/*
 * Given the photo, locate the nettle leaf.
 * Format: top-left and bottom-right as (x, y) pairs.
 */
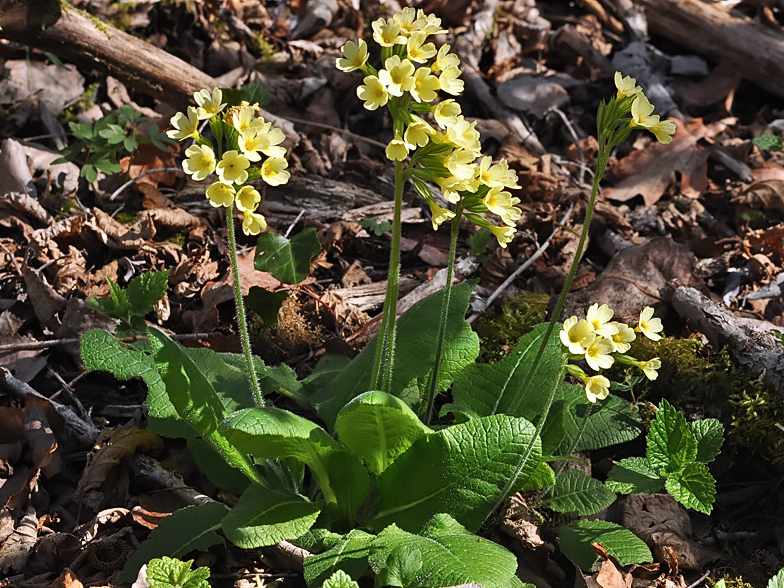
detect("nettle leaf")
(559, 519), (652, 571)
(254, 228), (321, 285)
(314, 282), (476, 429)
(369, 514), (517, 588)
(222, 484), (321, 548)
(605, 457), (666, 494)
(451, 323), (563, 421)
(664, 462), (716, 514)
(335, 391), (432, 475)
(303, 529), (375, 587)
(120, 503), (228, 583)
(647, 399), (697, 475)
(322, 570), (360, 588)
(548, 469), (616, 516)
(246, 286), (288, 325)
(690, 418), (724, 463)
(145, 557), (210, 588)
(768, 568), (784, 588)
(370, 414), (541, 533)
(557, 385), (643, 453)
(126, 270), (170, 318)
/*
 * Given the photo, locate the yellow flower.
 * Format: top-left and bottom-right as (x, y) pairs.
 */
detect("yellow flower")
(393, 7), (419, 35)
(432, 44), (460, 72)
(639, 357), (661, 380)
(649, 120), (677, 144)
(232, 105), (257, 133)
(407, 31), (436, 64)
(560, 317), (595, 354)
(630, 94), (660, 128)
(608, 323), (636, 353)
(194, 87), (226, 120)
(446, 148), (477, 181)
(586, 303), (619, 337)
(336, 39), (369, 72)
(436, 175), (464, 204)
(404, 118), (433, 149)
(614, 72), (642, 99)
(585, 336), (614, 371)
(379, 56), (416, 97)
(238, 127), (266, 162)
(446, 116), (481, 154)
(182, 144), (216, 181)
(489, 224), (516, 248)
(386, 135), (409, 161)
(636, 306), (663, 341)
(261, 156), (290, 186)
(216, 150), (250, 185)
(427, 200), (455, 230)
(235, 185), (261, 212)
(372, 18), (406, 47)
(357, 75), (389, 111)
(433, 99), (462, 129)
(167, 107), (199, 141)
(483, 186), (514, 217)
(240, 120), (286, 161)
(410, 67), (440, 103)
(415, 10), (448, 35)
(438, 66), (464, 96)
(242, 210), (267, 236)
(498, 199), (522, 227)
(206, 182), (235, 208)
(583, 375), (610, 403)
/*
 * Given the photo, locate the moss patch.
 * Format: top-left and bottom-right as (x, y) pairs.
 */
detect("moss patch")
(248, 296), (326, 365)
(471, 292), (550, 363)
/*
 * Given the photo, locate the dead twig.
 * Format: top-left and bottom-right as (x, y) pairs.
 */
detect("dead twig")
(108, 167), (182, 201)
(0, 331), (224, 353)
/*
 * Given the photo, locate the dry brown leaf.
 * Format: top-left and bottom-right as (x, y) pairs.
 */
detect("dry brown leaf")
(747, 224), (784, 265)
(734, 179), (784, 214)
(595, 557), (627, 588)
(603, 119), (710, 206)
(121, 143), (178, 187)
(0, 507), (38, 574)
(51, 568), (83, 588)
(23, 406), (60, 475)
(674, 60), (741, 108)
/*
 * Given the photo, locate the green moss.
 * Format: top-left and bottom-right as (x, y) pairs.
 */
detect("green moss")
(113, 210), (140, 225)
(60, 82), (100, 122)
(471, 292), (549, 363)
(107, 1), (138, 31)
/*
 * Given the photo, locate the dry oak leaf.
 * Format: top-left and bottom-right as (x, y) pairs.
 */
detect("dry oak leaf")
(603, 118), (710, 206)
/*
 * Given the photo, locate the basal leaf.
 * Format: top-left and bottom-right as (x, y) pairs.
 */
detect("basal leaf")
(183, 348), (260, 415)
(559, 519), (652, 571)
(664, 462), (716, 514)
(689, 418), (724, 463)
(369, 514), (517, 588)
(323, 450), (372, 529)
(375, 545), (423, 587)
(514, 458), (555, 492)
(335, 391), (433, 475)
(301, 354), (351, 399)
(187, 438), (251, 495)
(548, 469), (616, 516)
(605, 457), (666, 495)
(127, 270), (170, 318)
(221, 484), (321, 548)
(254, 228), (321, 285)
(370, 414), (541, 533)
(120, 502), (228, 582)
(647, 399), (697, 475)
(303, 529), (375, 587)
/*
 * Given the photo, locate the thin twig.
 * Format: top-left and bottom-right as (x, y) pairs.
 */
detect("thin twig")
(0, 331), (224, 353)
(0, 242), (22, 276)
(467, 203), (576, 324)
(47, 366), (90, 420)
(551, 107), (587, 187)
(108, 167), (182, 201)
(283, 209), (306, 239)
(685, 571), (710, 588)
(284, 115), (389, 149)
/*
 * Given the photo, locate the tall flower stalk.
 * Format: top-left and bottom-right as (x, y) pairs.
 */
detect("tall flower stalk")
(167, 89), (291, 407)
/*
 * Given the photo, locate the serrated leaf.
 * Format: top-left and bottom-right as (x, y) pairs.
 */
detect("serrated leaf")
(768, 568), (784, 588)
(120, 503), (228, 582)
(451, 323), (563, 421)
(255, 229), (321, 285)
(221, 484), (321, 548)
(127, 270), (170, 318)
(753, 133), (783, 152)
(85, 295), (122, 319)
(369, 414), (541, 533)
(605, 457), (666, 494)
(262, 362), (304, 398)
(375, 544), (423, 588)
(369, 515), (517, 588)
(146, 557), (210, 588)
(303, 529), (375, 587)
(322, 570), (360, 588)
(335, 391), (432, 475)
(514, 458), (555, 492)
(246, 286), (288, 325)
(559, 519), (652, 571)
(664, 462), (716, 514)
(548, 469), (616, 516)
(690, 419), (724, 463)
(647, 399), (698, 475)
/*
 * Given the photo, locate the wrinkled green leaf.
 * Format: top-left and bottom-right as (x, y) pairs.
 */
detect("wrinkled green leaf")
(303, 529), (375, 588)
(559, 519), (652, 571)
(664, 462), (716, 514)
(768, 568), (784, 588)
(145, 557), (210, 588)
(647, 399), (697, 475)
(690, 418), (724, 463)
(605, 457), (666, 495)
(255, 229), (321, 285)
(322, 570), (360, 588)
(548, 469), (616, 516)
(514, 458), (555, 492)
(126, 270), (170, 318)
(375, 545), (423, 588)
(753, 133), (783, 152)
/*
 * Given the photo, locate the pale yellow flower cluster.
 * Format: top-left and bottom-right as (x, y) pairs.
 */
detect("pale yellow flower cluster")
(561, 304), (664, 402)
(167, 88), (291, 236)
(614, 72), (676, 144)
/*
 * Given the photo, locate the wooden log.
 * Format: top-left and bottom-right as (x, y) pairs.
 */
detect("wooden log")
(640, 0), (784, 100)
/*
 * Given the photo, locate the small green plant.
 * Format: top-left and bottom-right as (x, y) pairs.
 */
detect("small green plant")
(753, 133), (783, 152)
(466, 227), (492, 261)
(140, 556), (210, 588)
(359, 217), (393, 236)
(53, 104), (174, 182)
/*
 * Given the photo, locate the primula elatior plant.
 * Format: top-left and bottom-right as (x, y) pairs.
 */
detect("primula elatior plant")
(79, 16), (721, 585)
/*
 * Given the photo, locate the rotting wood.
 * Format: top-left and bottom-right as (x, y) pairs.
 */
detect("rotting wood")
(671, 286), (784, 394)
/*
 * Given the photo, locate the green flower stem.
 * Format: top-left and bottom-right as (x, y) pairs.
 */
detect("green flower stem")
(225, 208), (264, 407)
(424, 202), (463, 425)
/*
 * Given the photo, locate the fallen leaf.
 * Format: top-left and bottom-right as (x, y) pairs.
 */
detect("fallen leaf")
(595, 557), (627, 588)
(734, 179), (784, 214)
(23, 406), (60, 475)
(0, 506), (38, 574)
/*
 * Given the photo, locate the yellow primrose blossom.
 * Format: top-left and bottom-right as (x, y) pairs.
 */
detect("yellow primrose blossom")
(232, 105), (257, 133)
(393, 7), (419, 35)
(614, 72), (642, 99)
(206, 181), (235, 208)
(415, 10), (448, 35)
(630, 94), (660, 128)
(649, 120), (677, 144)
(167, 107), (199, 141)
(639, 357), (661, 380)
(497, 195), (522, 227)
(238, 127), (268, 162)
(336, 39), (369, 73)
(235, 185), (261, 212)
(436, 175), (464, 204)
(407, 31), (437, 64)
(476, 156), (516, 188)
(560, 317), (595, 354)
(240, 120), (286, 160)
(586, 303), (619, 337)
(585, 336), (615, 371)
(261, 156), (290, 186)
(439, 66), (464, 96)
(483, 186), (518, 220)
(446, 116), (481, 153)
(372, 18), (406, 47)
(242, 210), (267, 236)
(489, 224), (516, 248)
(583, 374), (610, 403)
(357, 75), (389, 111)
(432, 44), (460, 72)
(194, 87), (226, 120)
(608, 322), (636, 353)
(182, 144), (216, 181)
(636, 306), (663, 341)
(446, 148), (477, 181)
(386, 135), (409, 161)
(404, 119), (434, 150)
(217, 150), (250, 185)
(379, 56), (416, 97)
(410, 67), (440, 103)
(433, 99), (462, 129)
(428, 200), (456, 230)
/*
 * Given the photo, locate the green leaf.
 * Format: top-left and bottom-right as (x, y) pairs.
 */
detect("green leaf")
(255, 228), (321, 285)
(375, 544), (423, 587)
(370, 414), (541, 533)
(70, 122), (94, 141)
(222, 484), (321, 548)
(556, 386), (643, 452)
(547, 469), (616, 516)
(451, 323), (563, 421)
(335, 391), (432, 475)
(301, 354), (351, 399)
(466, 228), (492, 255)
(92, 157), (123, 174)
(187, 438), (251, 495)
(303, 529), (375, 588)
(753, 133), (783, 152)
(119, 503), (227, 583)
(768, 568), (784, 588)
(322, 570), (360, 588)
(514, 458), (554, 492)
(262, 362), (304, 398)
(222, 83), (270, 108)
(605, 457), (666, 494)
(293, 528), (345, 553)
(99, 123), (127, 145)
(369, 514), (517, 588)
(246, 286), (289, 325)
(690, 419), (724, 463)
(181, 348), (260, 415)
(647, 399), (698, 475)
(146, 557), (210, 588)
(559, 519), (652, 571)
(664, 462), (716, 514)
(127, 270), (170, 317)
